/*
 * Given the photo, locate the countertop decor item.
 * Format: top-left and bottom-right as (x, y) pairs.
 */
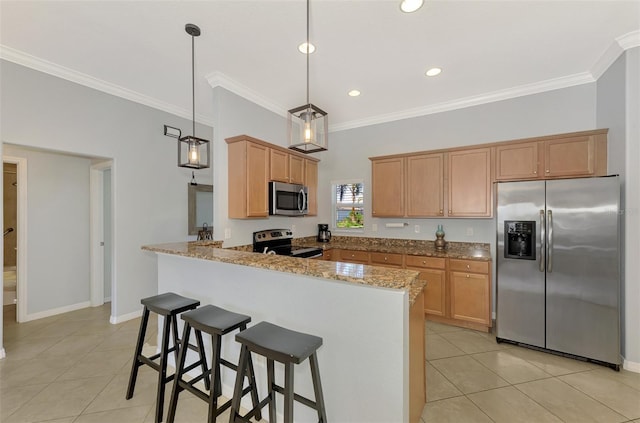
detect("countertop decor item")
(287, 0), (328, 154)
(163, 23), (210, 169)
(434, 224), (446, 251)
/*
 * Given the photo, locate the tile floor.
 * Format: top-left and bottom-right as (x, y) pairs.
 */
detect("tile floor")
(1, 303), (639, 422)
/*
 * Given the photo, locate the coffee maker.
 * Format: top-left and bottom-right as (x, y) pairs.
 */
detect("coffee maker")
(317, 224), (331, 242)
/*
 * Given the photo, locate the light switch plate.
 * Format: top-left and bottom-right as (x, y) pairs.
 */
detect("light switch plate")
(466, 227), (474, 236)
(414, 225), (420, 233)
(372, 224), (378, 232)
(224, 228), (231, 239)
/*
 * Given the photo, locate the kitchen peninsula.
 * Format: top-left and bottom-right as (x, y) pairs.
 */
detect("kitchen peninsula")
(142, 241), (426, 423)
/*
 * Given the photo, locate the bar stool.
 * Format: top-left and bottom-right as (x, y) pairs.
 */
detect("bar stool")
(229, 321), (328, 423)
(126, 292), (209, 423)
(166, 305), (261, 423)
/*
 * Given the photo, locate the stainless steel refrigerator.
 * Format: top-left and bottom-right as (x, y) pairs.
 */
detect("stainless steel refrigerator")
(496, 176), (620, 369)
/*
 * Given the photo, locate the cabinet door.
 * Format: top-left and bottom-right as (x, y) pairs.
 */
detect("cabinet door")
(448, 148), (492, 217)
(370, 252), (403, 268)
(495, 142), (541, 181)
(270, 149), (289, 182)
(406, 154), (444, 217)
(544, 136), (595, 178)
(371, 157), (405, 217)
(305, 159), (318, 216)
(338, 249), (370, 264)
(289, 155), (305, 184)
(450, 271), (490, 325)
(247, 143), (270, 217)
(420, 269), (447, 317)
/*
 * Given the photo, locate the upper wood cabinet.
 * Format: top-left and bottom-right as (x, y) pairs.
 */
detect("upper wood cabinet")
(496, 130), (607, 181)
(227, 135), (319, 219)
(227, 139), (269, 218)
(448, 148), (492, 217)
(407, 154), (445, 217)
(305, 159), (318, 216)
(371, 157), (405, 217)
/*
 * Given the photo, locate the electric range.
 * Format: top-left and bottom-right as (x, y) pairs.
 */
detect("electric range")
(252, 229), (323, 259)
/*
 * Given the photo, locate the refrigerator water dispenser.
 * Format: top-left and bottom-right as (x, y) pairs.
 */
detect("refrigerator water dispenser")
(504, 221), (535, 260)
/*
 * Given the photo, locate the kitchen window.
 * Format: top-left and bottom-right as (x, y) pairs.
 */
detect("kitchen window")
(332, 180), (364, 231)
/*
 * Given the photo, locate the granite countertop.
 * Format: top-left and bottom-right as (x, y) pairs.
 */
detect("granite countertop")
(142, 242), (425, 305)
(292, 236), (492, 261)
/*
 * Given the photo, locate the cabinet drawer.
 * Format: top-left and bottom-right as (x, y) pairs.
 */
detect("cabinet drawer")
(405, 255), (446, 270)
(449, 259), (489, 274)
(338, 249), (370, 263)
(370, 252), (403, 267)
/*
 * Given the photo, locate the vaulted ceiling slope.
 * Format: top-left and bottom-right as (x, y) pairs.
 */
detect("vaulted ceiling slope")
(1, 1), (639, 131)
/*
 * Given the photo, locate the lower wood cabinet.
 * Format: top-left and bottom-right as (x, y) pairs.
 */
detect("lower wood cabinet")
(336, 249), (370, 264)
(449, 259), (491, 328)
(370, 252), (403, 268)
(405, 256), (447, 317)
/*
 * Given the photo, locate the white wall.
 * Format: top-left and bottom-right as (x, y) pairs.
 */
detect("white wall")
(0, 60), (213, 325)
(3, 146), (92, 315)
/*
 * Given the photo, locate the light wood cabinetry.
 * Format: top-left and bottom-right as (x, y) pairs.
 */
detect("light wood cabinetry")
(406, 154), (445, 217)
(227, 140), (270, 218)
(227, 135), (319, 219)
(448, 148), (492, 217)
(337, 249), (370, 264)
(495, 130), (608, 181)
(370, 252), (404, 268)
(304, 159), (318, 216)
(405, 256), (447, 317)
(371, 157), (405, 217)
(449, 259), (491, 326)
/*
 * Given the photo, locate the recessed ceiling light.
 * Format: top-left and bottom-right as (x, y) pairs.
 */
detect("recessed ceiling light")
(298, 42), (315, 54)
(400, 0), (424, 13)
(425, 67), (442, 77)
(348, 90), (361, 97)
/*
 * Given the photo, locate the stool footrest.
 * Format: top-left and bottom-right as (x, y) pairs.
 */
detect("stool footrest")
(272, 384), (318, 410)
(235, 395), (272, 423)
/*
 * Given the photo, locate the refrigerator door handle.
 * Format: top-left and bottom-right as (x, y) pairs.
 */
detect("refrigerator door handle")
(539, 209), (545, 272)
(547, 210), (553, 272)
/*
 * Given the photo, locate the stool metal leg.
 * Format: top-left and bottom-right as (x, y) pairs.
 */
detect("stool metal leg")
(267, 358), (277, 423)
(167, 323), (192, 423)
(309, 353), (328, 423)
(126, 307), (150, 400)
(283, 362), (294, 423)
(154, 314), (173, 423)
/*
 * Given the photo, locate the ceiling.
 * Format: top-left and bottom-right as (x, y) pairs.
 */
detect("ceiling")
(1, 1), (639, 131)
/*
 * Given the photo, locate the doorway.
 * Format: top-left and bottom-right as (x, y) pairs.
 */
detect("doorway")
(90, 161), (113, 313)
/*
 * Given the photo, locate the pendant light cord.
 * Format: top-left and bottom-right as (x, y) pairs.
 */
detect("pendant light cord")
(192, 33), (196, 137)
(306, 0), (310, 106)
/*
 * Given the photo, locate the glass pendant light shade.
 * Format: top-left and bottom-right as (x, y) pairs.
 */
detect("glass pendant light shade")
(288, 103), (328, 153)
(178, 135), (210, 169)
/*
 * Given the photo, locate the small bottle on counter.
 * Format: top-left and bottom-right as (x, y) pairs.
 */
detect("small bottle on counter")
(434, 224), (446, 251)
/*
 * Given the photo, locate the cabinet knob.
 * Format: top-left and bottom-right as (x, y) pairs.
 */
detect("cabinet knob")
(546, 169), (550, 173)
(466, 274), (470, 278)
(384, 257), (388, 261)
(351, 254), (355, 257)
(466, 264), (470, 269)
(449, 210), (452, 214)
(373, 211), (376, 214)
(439, 210), (443, 215)
(422, 260), (426, 265)
(533, 170), (537, 174)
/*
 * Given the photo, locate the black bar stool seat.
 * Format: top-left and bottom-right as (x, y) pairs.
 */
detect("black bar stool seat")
(230, 321), (328, 423)
(126, 292), (209, 423)
(166, 305), (261, 423)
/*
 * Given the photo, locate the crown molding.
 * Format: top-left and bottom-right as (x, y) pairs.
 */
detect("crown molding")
(617, 30), (640, 50)
(0, 45), (215, 127)
(591, 30), (640, 80)
(330, 72), (595, 132)
(205, 71), (288, 118)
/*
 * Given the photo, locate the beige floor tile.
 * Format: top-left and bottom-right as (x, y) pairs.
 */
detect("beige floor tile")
(57, 347), (133, 381)
(426, 333), (466, 360)
(6, 375), (113, 423)
(472, 350), (552, 384)
(440, 330), (507, 354)
(421, 396), (493, 423)
(430, 355), (509, 394)
(425, 320), (467, 334)
(0, 353), (79, 389)
(94, 328), (144, 352)
(38, 333), (105, 357)
(560, 370), (640, 420)
(2, 336), (61, 360)
(84, 365), (159, 414)
(28, 319), (93, 339)
(515, 378), (627, 423)
(507, 345), (595, 376)
(0, 383), (48, 420)
(468, 386), (562, 423)
(426, 362), (463, 402)
(75, 405), (151, 423)
(593, 367), (640, 391)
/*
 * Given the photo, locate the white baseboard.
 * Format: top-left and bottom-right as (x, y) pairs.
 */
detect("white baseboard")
(623, 357), (640, 373)
(23, 301), (91, 322)
(104, 296), (112, 302)
(110, 309), (142, 324)
(0, 347), (6, 359)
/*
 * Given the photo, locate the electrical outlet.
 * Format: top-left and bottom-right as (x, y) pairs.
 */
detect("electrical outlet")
(224, 228), (231, 239)
(372, 224), (378, 232)
(414, 225), (420, 233)
(466, 227), (474, 236)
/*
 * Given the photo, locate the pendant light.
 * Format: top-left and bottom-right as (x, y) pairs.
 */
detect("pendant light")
(288, 0), (328, 154)
(165, 23), (210, 169)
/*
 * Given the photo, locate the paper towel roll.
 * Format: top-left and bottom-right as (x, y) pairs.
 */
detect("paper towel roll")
(385, 222), (407, 228)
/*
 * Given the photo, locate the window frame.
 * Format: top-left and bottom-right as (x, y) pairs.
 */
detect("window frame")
(331, 179), (365, 233)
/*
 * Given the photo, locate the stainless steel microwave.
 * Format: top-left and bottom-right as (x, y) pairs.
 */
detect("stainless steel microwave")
(269, 181), (308, 216)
